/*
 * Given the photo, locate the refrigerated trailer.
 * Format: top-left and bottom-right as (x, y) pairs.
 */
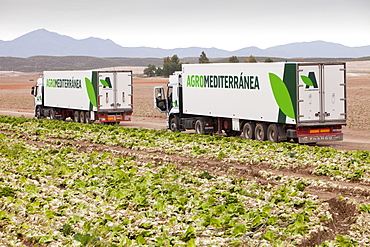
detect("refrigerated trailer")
(31, 70), (133, 124)
(154, 63), (346, 143)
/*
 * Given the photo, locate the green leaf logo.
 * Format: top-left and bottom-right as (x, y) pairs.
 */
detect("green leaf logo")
(85, 78), (97, 107)
(100, 77), (112, 88)
(300, 75), (313, 86)
(100, 79), (110, 87)
(269, 73), (295, 119)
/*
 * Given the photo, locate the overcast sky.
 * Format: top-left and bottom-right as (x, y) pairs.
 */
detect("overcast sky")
(1, 0), (369, 50)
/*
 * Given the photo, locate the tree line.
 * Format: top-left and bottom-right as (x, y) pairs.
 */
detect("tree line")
(144, 52), (274, 77)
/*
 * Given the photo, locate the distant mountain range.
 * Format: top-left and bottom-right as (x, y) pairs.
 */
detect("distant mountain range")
(0, 29), (370, 58)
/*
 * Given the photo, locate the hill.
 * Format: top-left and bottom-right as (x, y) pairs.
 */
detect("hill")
(1, 29), (370, 58)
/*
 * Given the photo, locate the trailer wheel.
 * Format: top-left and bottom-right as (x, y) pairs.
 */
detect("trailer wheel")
(73, 111), (80, 122)
(169, 116), (180, 132)
(242, 122), (255, 139)
(255, 123), (267, 141)
(267, 124), (279, 142)
(79, 111), (85, 123)
(195, 119), (205, 135)
(50, 109), (56, 120)
(84, 111), (91, 124)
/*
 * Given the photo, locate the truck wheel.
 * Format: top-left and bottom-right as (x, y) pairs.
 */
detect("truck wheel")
(36, 106), (42, 119)
(50, 109), (56, 120)
(84, 111), (91, 124)
(267, 124), (279, 142)
(73, 111), (80, 122)
(195, 119), (205, 135)
(242, 122), (255, 139)
(79, 111), (85, 123)
(169, 116), (180, 132)
(255, 123), (267, 141)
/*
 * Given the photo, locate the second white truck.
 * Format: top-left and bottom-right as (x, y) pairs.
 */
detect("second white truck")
(31, 70), (133, 124)
(154, 63), (346, 143)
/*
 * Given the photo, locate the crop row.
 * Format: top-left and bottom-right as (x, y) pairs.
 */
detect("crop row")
(1, 116), (370, 184)
(0, 132), (332, 246)
(0, 116), (369, 246)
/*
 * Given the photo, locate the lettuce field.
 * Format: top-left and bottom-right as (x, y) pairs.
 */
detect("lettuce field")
(0, 116), (370, 246)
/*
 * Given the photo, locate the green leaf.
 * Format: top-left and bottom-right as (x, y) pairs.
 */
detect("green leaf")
(335, 235), (358, 246)
(180, 225), (196, 242)
(269, 73), (295, 119)
(232, 223), (246, 237)
(186, 238), (196, 247)
(73, 233), (98, 245)
(136, 235), (146, 245)
(100, 79), (109, 87)
(300, 75), (313, 86)
(0, 186), (16, 198)
(85, 78), (97, 107)
(199, 171), (214, 180)
(60, 224), (72, 236)
(0, 210), (7, 220)
(359, 204), (370, 213)
(261, 230), (275, 241)
(210, 217), (222, 228)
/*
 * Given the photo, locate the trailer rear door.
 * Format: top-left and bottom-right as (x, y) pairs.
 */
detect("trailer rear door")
(98, 71), (133, 111)
(297, 63), (346, 124)
(322, 64), (346, 122)
(297, 64), (321, 122)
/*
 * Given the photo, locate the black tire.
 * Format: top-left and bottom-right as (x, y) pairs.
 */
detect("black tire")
(50, 109), (56, 120)
(267, 124), (279, 142)
(255, 123), (267, 141)
(79, 111), (85, 123)
(242, 122), (255, 139)
(36, 106), (42, 119)
(169, 116), (180, 132)
(195, 119), (205, 135)
(73, 111), (80, 123)
(84, 111), (91, 124)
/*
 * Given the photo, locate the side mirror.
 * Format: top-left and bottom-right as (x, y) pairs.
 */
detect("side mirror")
(31, 86), (35, 95)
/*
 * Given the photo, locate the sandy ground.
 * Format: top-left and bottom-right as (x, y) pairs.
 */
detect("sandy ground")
(0, 62), (369, 151)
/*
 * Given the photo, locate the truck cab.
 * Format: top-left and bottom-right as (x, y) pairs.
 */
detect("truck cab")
(30, 78), (44, 118)
(154, 72), (181, 130)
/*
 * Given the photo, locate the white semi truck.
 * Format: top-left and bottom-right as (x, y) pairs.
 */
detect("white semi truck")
(154, 63), (346, 143)
(31, 70), (133, 124)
